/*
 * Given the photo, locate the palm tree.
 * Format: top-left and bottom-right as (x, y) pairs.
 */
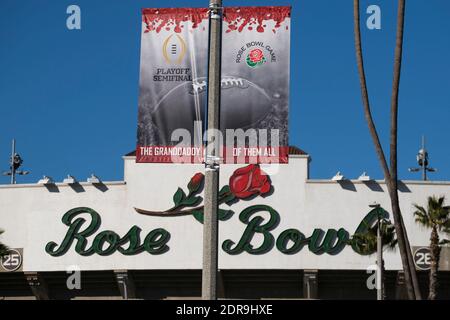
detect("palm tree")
(413, 196), (450, 300)
(0, 230), (9, 258)
(350, 218), (397, 299)
(350, 218), (397, 255)
(353, 0), (421, 299)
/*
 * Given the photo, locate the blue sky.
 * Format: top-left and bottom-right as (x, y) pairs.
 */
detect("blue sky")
(0, 0), (449, 183)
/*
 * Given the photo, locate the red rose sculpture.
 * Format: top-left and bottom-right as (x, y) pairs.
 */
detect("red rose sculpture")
(249, 48), (264, 63)
(135, 164), (273, 220)
(229, 164), (271, 199)
(188, 172), (204, 194)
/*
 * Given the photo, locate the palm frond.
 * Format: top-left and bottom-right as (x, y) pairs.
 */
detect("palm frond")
(443, 222), (450, 235)
(349, 218), (397, 255)
(414, 211), (431, 228)
(413, 196), (450, 230)
(437, 196), (445, 208)
(0, 229), (9, 258)
(413, 205), (429, 224)
(0, 243), (9, 257)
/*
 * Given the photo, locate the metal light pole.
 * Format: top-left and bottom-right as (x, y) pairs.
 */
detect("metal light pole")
(376, 212), (383, 300)
(202, 0), (222, 300)
(408, 136), (436, 181)
(10, 139), (16, 184)
(370, 202), (384, 300)
(2, 139), (30, 184)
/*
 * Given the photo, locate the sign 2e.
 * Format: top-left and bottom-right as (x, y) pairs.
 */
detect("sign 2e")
(414, 247), (431, 271)
(1, 249), (23, 272)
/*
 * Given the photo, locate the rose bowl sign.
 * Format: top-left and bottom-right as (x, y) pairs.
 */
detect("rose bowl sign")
(47, 165), (384, 258)
(2, 153), (448, 272)
(136, 7), (291, 164)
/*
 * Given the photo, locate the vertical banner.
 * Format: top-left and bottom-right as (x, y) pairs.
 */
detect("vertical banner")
(136, 7), (290, 164)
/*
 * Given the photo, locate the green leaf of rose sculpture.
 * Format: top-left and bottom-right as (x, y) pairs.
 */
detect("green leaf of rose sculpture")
(134, 164), (273, 224)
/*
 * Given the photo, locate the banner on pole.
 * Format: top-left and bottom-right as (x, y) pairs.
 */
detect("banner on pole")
(136, 7), (291, 164)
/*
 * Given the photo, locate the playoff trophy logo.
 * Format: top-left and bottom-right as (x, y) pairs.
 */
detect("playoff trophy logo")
(162, 34), (187, 65)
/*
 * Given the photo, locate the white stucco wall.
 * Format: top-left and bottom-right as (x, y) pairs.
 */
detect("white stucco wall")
(0, 155), (448, 272)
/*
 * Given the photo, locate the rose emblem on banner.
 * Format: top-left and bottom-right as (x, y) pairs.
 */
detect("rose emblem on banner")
(246, 48), (266, 68)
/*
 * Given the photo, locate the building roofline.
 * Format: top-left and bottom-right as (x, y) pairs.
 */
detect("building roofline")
(306, 179), (450, 186)
(0, 181), (126, 189)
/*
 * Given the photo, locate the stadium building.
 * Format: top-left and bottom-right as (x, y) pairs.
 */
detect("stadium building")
(0, 147), (449, 300)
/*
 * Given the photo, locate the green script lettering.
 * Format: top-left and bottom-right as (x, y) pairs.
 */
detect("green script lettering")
(223, 206), (349, 255)
(308, 228), (349, 255)
(46, 207), (384, 257)
(46, 207), (99, 256)
(222, 205), (279, 255)
(276, 229), (307, 254)
(46, 207), (171, 256)
(351, 208), (389, 255)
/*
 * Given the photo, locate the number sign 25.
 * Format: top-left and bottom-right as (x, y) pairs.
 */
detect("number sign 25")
(1, 249), (23, 272)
